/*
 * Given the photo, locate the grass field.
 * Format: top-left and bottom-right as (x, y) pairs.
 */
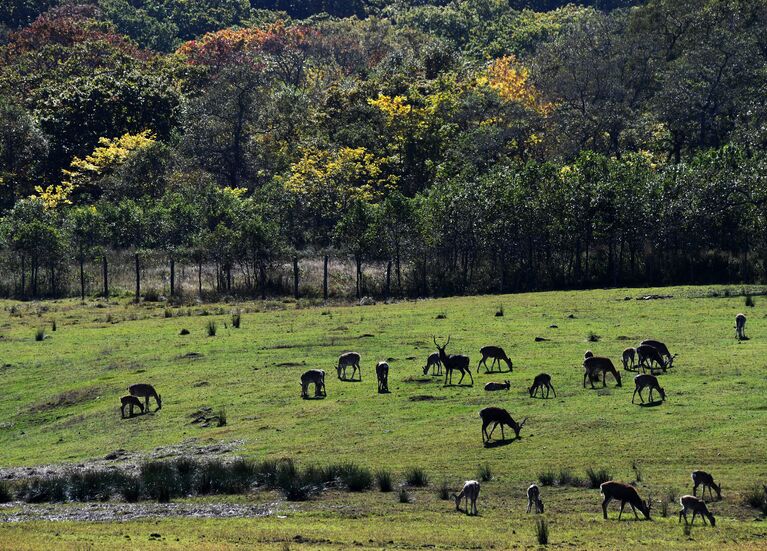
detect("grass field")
(1, 286), (767, 549)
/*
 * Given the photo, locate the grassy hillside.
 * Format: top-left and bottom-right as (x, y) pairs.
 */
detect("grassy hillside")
(1, 286), (767, 549)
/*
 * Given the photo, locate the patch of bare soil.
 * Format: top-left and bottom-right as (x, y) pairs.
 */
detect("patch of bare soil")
(409, 395), (446, 402)
(28, 387), (103, 413)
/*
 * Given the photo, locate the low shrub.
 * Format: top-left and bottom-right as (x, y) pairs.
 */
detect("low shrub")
(17, 476), (67, 503)
(207, 320), (217, 337)
(586, 467), (611, 489)
(375, 470), (392, 492)
(437, 480), (451, 500)
(744, 484), (767, 513)
(0, 481), (12, 503)
(398, 488), (411, 503)
(404, 467), (429, 487)
(232, 312), (241, 328)
(558, 468), (574, 486)
(35, 327), (45, 341)
(339, 463), (372, 492)
(140, 461), (180, 503)
(538, 470), (556, 486)
(68, 470), (116, 502)
(116, 474), (142, 503)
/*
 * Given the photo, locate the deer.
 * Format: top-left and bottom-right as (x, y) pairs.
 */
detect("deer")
(422, 352), (442, 376)
(600, 481), (651, 520)
(128, 383), (162, 412)
(583, 357), (622, 389)
(622, 347), (636, 370)
(376, 361), (389, 393)
(300, 369), (326, 398)
(636, 344), (666, 373)
(484, 380), (510, 391)
(640, 340), (675, 368)
(529, 373), (556, 398)
(452, 480), (480, 515)
(736, 313), (747, 340)
(632, 374), (666, 404)
(527, 483), (544, 513)
(120, 395), (144, 418)
(476, 346), (513, 373)
(479, 407), (526, 443)
(434, 336), (473, 386)
(584, 350), (594, 359)
(336, 352), (361, 381)
(678, 495), (716, 526)
(691, 471), (722, 501)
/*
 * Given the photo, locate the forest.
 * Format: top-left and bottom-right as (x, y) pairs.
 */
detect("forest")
(1, 0), (766, 300)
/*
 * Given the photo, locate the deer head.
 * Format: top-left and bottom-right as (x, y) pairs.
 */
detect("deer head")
(512, 417), (528, 438)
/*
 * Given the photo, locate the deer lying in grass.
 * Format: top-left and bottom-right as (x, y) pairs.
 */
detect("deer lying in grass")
(434, 336), (473, 386)
(477, 346), (513, 373)
(301, 369), (326, 398)
(120, 395), (144, 418)
(484, 380), (510, 391)
(632, 374), (666, 404)
(529, 373), (556, 398)
(336, 352), (361, 381)
(622, 347), (636, 370)
(376, 361), (389, 393)
(736, 313), (747, 340)
(679, 495), (716, 526)
(128, 383), (162, 412)
(583, 357), (622, 388)
(479, 407), (526, 443)
(692, 471), (722, 500)
(640, 340), (675, 368)
(527, 483), (544, 513)
(636, 344), (666, 373)
(452, 480), (480, 515)
(422, 352), (442, 376)
(600, 481), (651, 520)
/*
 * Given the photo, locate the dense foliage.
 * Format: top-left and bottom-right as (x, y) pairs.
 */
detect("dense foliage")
(1, 0), (766, 299)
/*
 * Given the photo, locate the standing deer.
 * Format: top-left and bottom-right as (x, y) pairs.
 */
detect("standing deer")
(484, 380), (510, 391)
(300, 369), (326, 398)
(120, 395), (144, 418)
(423, 352), (442, 376)
(452, 480), (480, 515)
(600, 481), (651, 520)
(376, 361), (389, 393)
(476, 346), (513, 373)
(434, 336), (473, 386)
(128, 383), (162, 412)
(622, 347), (636, 370)
(479, 407), (526, 443)
(529, 373), (556, 398)
(640, 340), (675, 368)
(678, 495), (716, 526)
(583, 357), (622, 388)
(691, 471), (722, 501)
(336, 352), (361, 381)
(527, 483), (544, 513)
(636, 344), (666, 373)
(632, 374), (666, 404)
(736, 313), (747, 340)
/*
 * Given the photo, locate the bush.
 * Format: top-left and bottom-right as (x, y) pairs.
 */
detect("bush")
(143, 288), (161, 302)
(68, 470), (115, 502)
(538, 470), (556, 486)
(535, 518), (549, 545)
(744, 484), (767, 513)
(404, 467), (429, 487)
(0, 481), (12, 503)
(216, 407), (227, 427)
(745, 294), (755, 307)
(116, 474), (142, 503)
(17, 476), (67, 503)
(437, 480), (451, 500)
(477, 463), (493, 482)
(35, 327), (45, 341)
(586, 467), (611, 489)
(164, 308), (173, 318)
(207, 320), (217, 337)
(140, 461), (180, 503)
(375, 470), (392, 492)
(339, 463), (372, 492)
(276, 459), (315, 501)
(254, 459), (280, 487)
(174, 457), (198, 496)
(398, 488), (411, 503)
(558, 468), (574, 486)
(232, 312), (241, 328)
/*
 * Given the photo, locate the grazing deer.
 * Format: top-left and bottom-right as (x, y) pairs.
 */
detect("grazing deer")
(632, 374), (666, 404)
(300, 369), (326, 398)
(736, 313), (747, 340)
(527, 483), (544, 513)
(376, 361), (389, 393)
(600, 481), (651, 520)
(479, 407), (527, 443)
(640, 340), (675, 368)
(691, 471), (721, 501)
(484, 380), (510, 391)
(120, 395), (144, 418)
(622, 347), (636, 370)
(128, 383), (162, 412)
(336, 352), (361, 381)
(678, 495), (716, 526)
(423, 352), (442, 376)
(434, 336), (473, 386)
(636, 344), (666, 373)
(583, 357), (622, 388)
(529, 373), (556, 398)
(476, 346), (513, 373)
(452, 480), (480, 515)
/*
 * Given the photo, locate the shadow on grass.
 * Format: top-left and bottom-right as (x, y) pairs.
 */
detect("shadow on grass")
(302, 395), (326, 400)
(483, 438), (519, 449)
(638, 400), (663, 408)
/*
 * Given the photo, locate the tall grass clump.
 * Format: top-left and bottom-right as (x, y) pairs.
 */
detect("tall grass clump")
(375, 470), (393, 492)
(535, 518), (549, 545)
(586, 331), (600, 342)
(744, 484), (767, 513)
(232, 312), (241, 328)
(276, 459), (314, 501)
(68, 470), (116, 502)
(405, 467), (429, 487)
(17, 476), (67, 503)
(437, 480), (451, 500)
(477, 463), (493, 482)
(0, 481), (12, 503)
(558, 468), (574, 486)
(35, 327), (45, 341)
(631, 460), (643, 483)
(495, 305), (504, 317)
(207, 320), (217, 337)
(164, 308), (173, 318)
(538, 470), (556, 486)
(116, 474), (142, 503)
(586, 467), (611, 489)
(339, 463), (372, 492)
(745, 294), (755, 307)
(216, 407), (227, 427)
(51, 319), (57, 331)
(140, 461), (180, 503)
(398, 488), (411, 503)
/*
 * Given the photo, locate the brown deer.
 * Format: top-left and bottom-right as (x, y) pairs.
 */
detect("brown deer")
(600, 481), (651, 520)
(529, 373), (556, 398)
(434, 336), (473, 386)
(479, 407), (526, 443)
(621, 347), (636, 370)
(632, 374), (666, 404)
(640, 340), (675, 368)
(376, 361), (389, 393)
(691, 471), (721, 501)
(128, 383), (162, 412)
(120, 395), (144, 418)
(336, 352), (361, 381)
(300, 369), (326, 398)
(476, 346), (512, 373)
(452, 480), (480, 515)
(484, 380), (510, 391)
(636, 344), (666, 373)
(583, 357), (622, 388)
(422, 352), (442, 376)
(527, 483), (544, 513)
(678, 495), (716, 526)
(736, 313), (747, 340)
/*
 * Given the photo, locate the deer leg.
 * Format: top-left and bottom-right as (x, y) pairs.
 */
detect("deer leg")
(618, 501), (626, 520)
(602, 496), (611, 519)
(630, 503), (639, 519)
(457, 369), (465, 384)
(691, 510), (698, 525)
(632, 387), (638, 403)
(527, 498), (532, 513)
(550, 383), (556, 397)
(500, 424), (505, 440)
(467, 370), (473, 385)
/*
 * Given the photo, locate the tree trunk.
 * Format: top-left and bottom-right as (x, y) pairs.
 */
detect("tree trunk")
(134, 253), (141, 302)
(198, 261), (203, 297)
(292, 256), (300, 299)
(259, 262), (266, 300)
(169, 257), (175, 297)
(50, 264), (56, 298)
(323, 255), (329, 301)
(102, 255), (109, 297)
(355, 255), (362, 299)
(20, 255), (26, 298)
(385, 259), (392, 298)
(395, 244), (402, 296)
(79, 256), (85, 302)
(32, 261), (38, 298)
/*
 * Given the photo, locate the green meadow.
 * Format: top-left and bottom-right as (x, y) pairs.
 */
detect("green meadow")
(1, 286), (767, 549)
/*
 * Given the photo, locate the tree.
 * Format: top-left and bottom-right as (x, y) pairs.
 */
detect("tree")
(334, 199), (376, 299)
(65, 205), (104, 300)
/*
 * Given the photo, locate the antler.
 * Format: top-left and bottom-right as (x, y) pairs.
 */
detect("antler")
(445, 335), (451, 347)
(433, 335), (439, 348)
(519, 417), (528, 428)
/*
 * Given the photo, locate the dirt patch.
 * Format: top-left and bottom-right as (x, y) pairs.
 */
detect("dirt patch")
(409, 395), (446, 402)
(29, 387), (102, 413)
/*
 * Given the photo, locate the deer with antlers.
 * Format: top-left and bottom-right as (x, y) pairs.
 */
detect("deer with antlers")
(600, 481), (651, 520)
(529, 373), (556, 398)
(422, 352), (442, 376)
(434, 336), (473, 386)
(679, 495), (716, 526)
(736, 313), (747, 340)
(527, 483), (544, 513)
(376, 361), (389, 393)
(300, 369), (326, 398)
(583, 357), (622, 389)
(632, 374), (666, 404)
(476, 346), (513, 373)
(636, 344), (666, 373)
(479, 407), (526, 443)
(128, 383), (162, 412)
(691, 471), (722, 501)
(336, 352), (361, 381)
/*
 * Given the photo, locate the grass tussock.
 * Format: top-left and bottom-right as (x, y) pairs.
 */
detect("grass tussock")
(375, 470), (392, 492)
(538, 470), (556, 486)
(398, 487), (411, 503)
(586, 331), (600, 342)
(35, 327), (45, 341)
(586, 467), (611, 489)
(207, 320), (217, 337)
(437, 480), (451, 500)
(0, 481), (12, 503)
(745, 294), (755, 307)
(744, 484), (767, 513)
(477, 463), (493, 482)
(338, 463), (373, 492)
(405, 467), (429, 487)
(535, 518), (549, 545)
(17, 476), (67, 503)
(232, 312), (241, 328)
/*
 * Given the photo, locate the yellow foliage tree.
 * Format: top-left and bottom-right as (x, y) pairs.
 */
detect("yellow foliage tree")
(478, 55), (552, 115)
